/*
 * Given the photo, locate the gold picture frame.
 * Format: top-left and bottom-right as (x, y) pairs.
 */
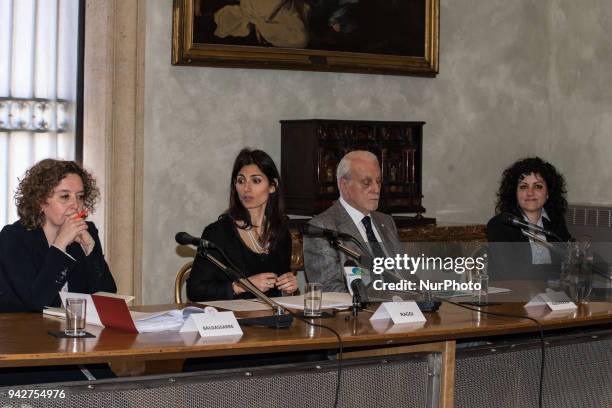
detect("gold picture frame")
(172, 0), (439, 77)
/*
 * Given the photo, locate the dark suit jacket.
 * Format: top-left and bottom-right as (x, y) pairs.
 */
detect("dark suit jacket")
(186, 215), (292, 301)
(303, 201), (400, 292)
(486, 213), (571, 281)
(0, 220), (117, 312)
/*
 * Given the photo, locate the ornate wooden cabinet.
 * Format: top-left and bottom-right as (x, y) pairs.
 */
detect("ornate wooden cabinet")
(281, 119), (433, 224)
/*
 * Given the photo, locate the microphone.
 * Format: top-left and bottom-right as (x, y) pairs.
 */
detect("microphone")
(343, 260), (360, 296)
(500, 213), (562, 241)
(175, 232), (291, 324)
(344, 260), (368, 307)
(351, 279), (369, 307)
(304, 224), (366, 264)
(302, 224), (353, 239)
(175, 232), (215, 248)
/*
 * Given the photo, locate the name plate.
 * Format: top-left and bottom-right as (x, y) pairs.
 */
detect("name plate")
(180, 308), (243, 337)
(369, 301), (426, 324)
(524, 291), (577, 311)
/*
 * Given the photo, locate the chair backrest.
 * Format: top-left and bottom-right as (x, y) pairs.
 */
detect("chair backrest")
(174, 261), (193, 304)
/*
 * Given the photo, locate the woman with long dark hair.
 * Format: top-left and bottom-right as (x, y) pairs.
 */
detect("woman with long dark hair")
(486, 157), (572, 279)
(186, 148), (298, 301)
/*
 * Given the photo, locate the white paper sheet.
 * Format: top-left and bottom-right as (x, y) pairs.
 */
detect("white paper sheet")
(94, 291), (135, 303)
(269, 292), (353, 310)
(42, 307), (65, 318)
(131, 306), (205, 333)
(488, 286), (512, 294)
(197, 299), (272, 312)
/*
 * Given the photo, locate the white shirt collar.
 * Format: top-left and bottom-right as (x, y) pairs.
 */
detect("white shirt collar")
(338, 196), (382, 243)
(521, 208), (552, 264)
(339, 196), (369, 225)
(521, 208), (549, 227)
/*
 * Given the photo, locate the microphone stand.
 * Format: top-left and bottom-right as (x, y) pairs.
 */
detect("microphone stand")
(521, 230), (612, 282)
(521, 229), (555, 250)
(324, 234), (441, 313)
(196, 246), (293, 328)
(329, 237), (363, 263)
(520, 225), (562, 242)
(504, 213), (563, 241)
(325, 237), (367, 319)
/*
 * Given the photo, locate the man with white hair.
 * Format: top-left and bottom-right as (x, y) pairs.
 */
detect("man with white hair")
(303, 150), (401, 292)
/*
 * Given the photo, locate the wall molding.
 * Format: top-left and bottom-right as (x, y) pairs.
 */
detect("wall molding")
(83, 0), (145, 303)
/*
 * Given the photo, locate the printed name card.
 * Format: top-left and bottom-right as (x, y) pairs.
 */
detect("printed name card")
(180, 307), (243, 337)
(524, 291), (577, 311)
(369, 301), (427, 324)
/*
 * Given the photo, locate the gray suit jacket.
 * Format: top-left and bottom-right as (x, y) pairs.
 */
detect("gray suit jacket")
(303, 201), (400, 292)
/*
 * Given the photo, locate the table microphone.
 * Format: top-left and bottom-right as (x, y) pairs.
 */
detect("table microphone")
(303, 225), (366, 264)
(176, 232), (292, 327)
(344, 260), (369, 307)
(175, 232), (215, 248)
(500, 213), (563, 241)
(302, 224), (353, 239)
(343, 259), (359, 294)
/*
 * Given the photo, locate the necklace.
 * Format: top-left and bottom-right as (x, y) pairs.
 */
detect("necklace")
(246, 228), (269, 254)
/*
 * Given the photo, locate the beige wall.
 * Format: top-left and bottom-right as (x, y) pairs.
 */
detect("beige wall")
(548, 0), (612, 205)
(84, 0), (145, 302)
(139, 0), (612, 304)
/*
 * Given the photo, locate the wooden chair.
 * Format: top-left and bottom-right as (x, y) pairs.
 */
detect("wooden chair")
(174, 261), (193, 304)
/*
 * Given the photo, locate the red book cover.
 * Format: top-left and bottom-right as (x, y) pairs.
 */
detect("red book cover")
(91, 294), (138, 333)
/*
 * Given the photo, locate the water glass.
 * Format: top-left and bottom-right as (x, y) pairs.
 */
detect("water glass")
(304, 283), (322, 317)
(561, 262), (592, 303)
(472, 274), (489, 306)
(561, 240), (593, 303)
(65, 298), (87, 337)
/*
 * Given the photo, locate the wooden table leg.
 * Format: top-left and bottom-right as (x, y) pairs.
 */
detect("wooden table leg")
(109, 360), (146, 377)
(440, 340), (456, 408)
(342, 340), (456, 408)
(109, 359), (185, 377)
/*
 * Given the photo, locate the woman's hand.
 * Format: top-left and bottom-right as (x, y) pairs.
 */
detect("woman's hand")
(276, 272), (298, 295)
(248, 272), (279, 293)
(74, 229), (95, 256)
(52, 217), (88, 252)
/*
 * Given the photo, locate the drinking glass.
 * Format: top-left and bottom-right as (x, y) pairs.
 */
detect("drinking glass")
(472, 274), (489, 306)
(561, 239), (593, 303)
(304, 283), (322, 317)
(65, 298), (87, 337)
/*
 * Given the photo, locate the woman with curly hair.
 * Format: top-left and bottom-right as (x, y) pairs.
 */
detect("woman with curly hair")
(0, 159), (116, 312)
(486, 157), (572, 280)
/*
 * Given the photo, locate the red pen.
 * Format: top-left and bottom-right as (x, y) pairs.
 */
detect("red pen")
(74, 209), (89, 219)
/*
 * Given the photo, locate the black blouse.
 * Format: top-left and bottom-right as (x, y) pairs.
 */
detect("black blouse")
(0, 220), (117, 312)
(186, 216), (292, 301)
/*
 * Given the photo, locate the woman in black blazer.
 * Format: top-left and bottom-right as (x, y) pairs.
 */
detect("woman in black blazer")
(486, 157), (571, 280)
(0, 159), (116, 385)
(0, 159), (116, 312)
